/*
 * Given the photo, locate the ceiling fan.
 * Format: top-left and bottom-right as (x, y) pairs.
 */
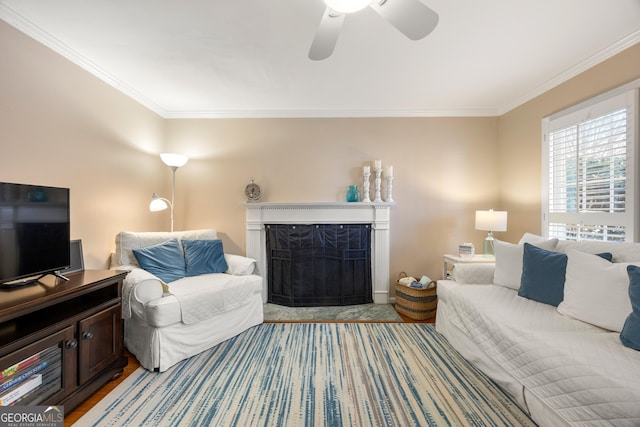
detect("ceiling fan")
(309, 0), (439, 60)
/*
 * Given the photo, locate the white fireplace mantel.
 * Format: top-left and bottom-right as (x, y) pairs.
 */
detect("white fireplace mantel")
(243, 202), (394, 304)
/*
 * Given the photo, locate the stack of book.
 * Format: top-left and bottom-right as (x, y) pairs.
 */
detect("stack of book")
(0, 346), (61, 406)
(458, 243), (475, 259)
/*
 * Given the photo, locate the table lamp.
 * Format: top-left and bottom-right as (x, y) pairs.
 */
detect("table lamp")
(475, 209), (507, 256)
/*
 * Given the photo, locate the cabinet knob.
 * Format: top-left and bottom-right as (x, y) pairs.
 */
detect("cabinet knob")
(82, 331), (94, 340)
(66, 340), (78, 349)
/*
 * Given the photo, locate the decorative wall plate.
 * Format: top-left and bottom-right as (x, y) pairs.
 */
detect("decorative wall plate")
(244, 177), (262, 202)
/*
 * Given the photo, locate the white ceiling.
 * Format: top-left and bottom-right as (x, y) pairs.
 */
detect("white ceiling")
(1, 0), (639, 118)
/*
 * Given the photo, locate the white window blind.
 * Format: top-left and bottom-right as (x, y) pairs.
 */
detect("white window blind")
(542, 87), (639, 242)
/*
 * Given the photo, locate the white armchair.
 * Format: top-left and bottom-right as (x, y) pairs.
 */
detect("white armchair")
(111, 229), (263, 372)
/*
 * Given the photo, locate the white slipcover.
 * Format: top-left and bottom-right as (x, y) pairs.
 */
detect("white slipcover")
(436, 237), (640, 426)
(112, 229), (264, 371)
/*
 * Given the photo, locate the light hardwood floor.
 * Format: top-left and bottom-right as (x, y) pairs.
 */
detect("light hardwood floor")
(64, 351), (140, 426)
(64, 305), (433, 425)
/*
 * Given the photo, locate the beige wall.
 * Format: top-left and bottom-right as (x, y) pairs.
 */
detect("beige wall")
(165, 117), (499, 282)
(2, 17), (639, 290)
(0, 22), (167, 268)
(498, 43), (640, 242)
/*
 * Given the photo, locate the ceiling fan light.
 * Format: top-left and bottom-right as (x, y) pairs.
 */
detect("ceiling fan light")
(324, 0), (371, 14)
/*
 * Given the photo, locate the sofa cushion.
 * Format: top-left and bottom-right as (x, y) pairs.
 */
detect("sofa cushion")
(116, 229), (217, 266)
(621, 265), (640, 350)
(166, 273), (263, 325)
(493, 237), (558, 290)
(133, 238), (186, 283)
(183, 239), (228, 276)
(555, 240), (640, 262)
(557, 250), (634, 332)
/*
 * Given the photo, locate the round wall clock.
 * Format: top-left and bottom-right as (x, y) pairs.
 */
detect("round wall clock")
(244, 177), (262, 202)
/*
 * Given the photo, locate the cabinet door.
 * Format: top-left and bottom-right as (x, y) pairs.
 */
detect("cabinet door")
(78, 304), (122, 385)
(0, 326), (76, 405)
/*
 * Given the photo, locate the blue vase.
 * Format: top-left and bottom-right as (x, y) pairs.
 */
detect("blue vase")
(346, 185), (360, 202)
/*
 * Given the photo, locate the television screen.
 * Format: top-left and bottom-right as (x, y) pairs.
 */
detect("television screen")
(0, 182), (70, 286)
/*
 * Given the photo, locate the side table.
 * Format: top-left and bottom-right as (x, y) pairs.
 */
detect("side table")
(443, 254), (495, 279)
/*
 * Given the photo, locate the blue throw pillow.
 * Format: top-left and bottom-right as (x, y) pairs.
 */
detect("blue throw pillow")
(620, 265), (640, 351)
(132, 238), (186, 283)
(518, 243), (568, 306)
(518, 243), (613, 307)
(598, 252), (614, 262)
(182, 239), (228, 276)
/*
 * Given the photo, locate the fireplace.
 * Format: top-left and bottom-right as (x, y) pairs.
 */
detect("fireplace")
(266, 223), (372, 306)
(244, 202), (393, 304)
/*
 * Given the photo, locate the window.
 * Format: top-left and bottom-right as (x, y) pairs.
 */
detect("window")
(542, 85), (639, 242)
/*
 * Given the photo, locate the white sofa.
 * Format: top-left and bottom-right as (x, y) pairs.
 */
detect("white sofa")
(111, 229), (263, 372)
(436, 235), (640, 427)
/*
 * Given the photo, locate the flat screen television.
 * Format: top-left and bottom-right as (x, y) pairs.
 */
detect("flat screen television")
(0, 182), (70, 287)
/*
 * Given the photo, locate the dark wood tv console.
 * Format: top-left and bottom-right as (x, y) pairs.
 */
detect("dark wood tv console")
(0, 270), (128, 412)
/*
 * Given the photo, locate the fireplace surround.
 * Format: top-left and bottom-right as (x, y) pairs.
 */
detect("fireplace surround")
(244, 202), (393, 304)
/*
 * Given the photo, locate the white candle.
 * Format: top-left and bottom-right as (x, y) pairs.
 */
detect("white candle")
(364, 165), (370, 174)
(374, 160), (382, 169)
(385, 165), (393, 177)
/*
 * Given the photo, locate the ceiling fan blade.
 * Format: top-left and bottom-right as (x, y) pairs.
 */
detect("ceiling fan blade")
(309, 8), (346, 60)
(370, 0), (439, 40)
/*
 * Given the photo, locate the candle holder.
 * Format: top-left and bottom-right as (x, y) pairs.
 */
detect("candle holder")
(374, 168), (383, 203)
(362, 171), (371, 202)
(385, 176), (394, 203)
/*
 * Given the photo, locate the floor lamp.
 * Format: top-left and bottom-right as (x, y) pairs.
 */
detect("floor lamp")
(150, 153), (189, 232)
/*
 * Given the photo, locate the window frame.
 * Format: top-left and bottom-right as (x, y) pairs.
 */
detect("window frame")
(541, 80), (640, 242)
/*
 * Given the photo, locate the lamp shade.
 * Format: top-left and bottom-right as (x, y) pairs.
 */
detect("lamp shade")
(160, 153), (189, 168)
(149, 193), (170, 212)
(324, 0), (370, 13)
(475, 210), (508, 232)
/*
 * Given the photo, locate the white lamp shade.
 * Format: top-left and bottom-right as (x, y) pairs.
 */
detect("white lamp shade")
(324, 0), (370, 13)
(149, 193), (170, 212)
(160, 153), (189, 168)
(475, 210), (508, 232)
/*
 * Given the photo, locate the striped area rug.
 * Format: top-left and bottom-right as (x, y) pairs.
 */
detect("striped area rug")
(76, 323), (535, 426)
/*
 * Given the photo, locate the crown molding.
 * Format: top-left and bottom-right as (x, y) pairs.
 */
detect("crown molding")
(497, 29), (640, 115)
(0, 3), (168, 117)
(163, 108), (499, 119)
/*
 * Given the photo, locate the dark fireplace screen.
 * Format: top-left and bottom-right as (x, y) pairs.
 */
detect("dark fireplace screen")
(266, 224), (372, 307)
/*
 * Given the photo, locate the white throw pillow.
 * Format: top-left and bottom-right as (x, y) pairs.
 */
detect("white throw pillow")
(224, 254), (257, 276)
(493, 237), (559, 290)
(557, 249), (634, 332)
(517, 233), (551, 245)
